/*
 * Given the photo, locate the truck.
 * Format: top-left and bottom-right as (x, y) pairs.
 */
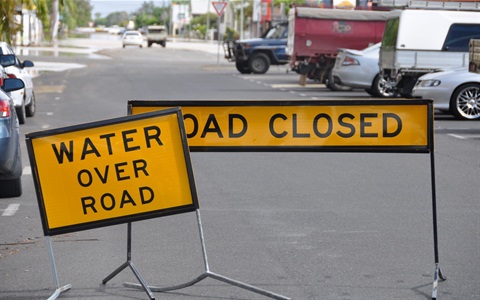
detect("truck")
(380, 8), (480, 97)
(287, 7), (396, 90)
(224, 22), (289, 74)
(146, 25), (168, 47)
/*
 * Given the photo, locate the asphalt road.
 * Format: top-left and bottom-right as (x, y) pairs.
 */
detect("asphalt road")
(0, 35), (479, 300)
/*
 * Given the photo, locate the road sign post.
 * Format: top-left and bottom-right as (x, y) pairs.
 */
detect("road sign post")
(212, 1), (227, 64)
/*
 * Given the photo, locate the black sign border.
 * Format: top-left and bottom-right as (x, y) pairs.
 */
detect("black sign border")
(128, 100), (434, 153)
(25, 108), (199, 236)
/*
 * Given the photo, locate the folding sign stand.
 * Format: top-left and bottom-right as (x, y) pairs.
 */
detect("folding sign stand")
(122, 209), (290, 300)
(102, 222), (155, 300)
(45, 236), (72, 300)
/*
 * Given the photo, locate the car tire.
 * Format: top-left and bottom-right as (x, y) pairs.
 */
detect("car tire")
(248, 53), (270, 74)
(26, 91), (36, 117)
(236, 62), (252, 74)
(371, 75), (397, 98)
(450, 83), (480, 120)
(365, 88), (376, 97)
(148, 42), (153, 47)
(0, 178), (22, 198)
(326, 69), (352, 91)
(16, 100), (26, 125)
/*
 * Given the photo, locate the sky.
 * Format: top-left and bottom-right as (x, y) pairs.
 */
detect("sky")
(91, 0), (170, 17)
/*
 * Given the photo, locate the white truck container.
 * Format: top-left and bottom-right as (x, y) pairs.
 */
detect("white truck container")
(379, 9), (480, 97)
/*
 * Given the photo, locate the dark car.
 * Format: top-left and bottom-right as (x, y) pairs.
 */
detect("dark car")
(0, 66), (25, 198)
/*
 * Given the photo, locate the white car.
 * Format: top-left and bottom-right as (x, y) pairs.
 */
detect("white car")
(331, 43), (396, 97)
(0, 42), (35, 124)
(122, 31), (144, 48)
(413, 67), (480, 120)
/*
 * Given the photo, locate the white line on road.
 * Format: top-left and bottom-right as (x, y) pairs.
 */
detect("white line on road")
(2, 204), (20, 216)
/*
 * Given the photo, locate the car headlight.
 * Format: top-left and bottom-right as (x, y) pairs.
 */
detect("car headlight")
(418, 79), (441, 87)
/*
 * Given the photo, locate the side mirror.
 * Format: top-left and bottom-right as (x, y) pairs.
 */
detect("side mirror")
(22, 60), (34, 68)
(2, 78), (25, 92)
(0, 54), (16, 68)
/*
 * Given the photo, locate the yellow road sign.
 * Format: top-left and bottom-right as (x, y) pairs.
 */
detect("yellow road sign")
(26, 108), (198, 236)
(128, 100), (433, 152)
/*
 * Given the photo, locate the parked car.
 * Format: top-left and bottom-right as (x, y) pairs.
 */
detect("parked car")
(332, 43), (397, 97)
(0, 42), (35, 124)
(0, 66), (26, 198)
(121, 31), (144, 48)
(412, 67), (480, 120)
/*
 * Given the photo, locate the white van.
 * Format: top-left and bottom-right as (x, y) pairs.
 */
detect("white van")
(379, 9), (480, 97)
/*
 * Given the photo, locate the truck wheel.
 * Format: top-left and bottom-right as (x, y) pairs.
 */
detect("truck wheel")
(248, 53), (270, 74)
(236, 62), (252, 74)
(450, 83), (480, 120)
(371, 75), (397, 98)
(161, 41), (166, 47)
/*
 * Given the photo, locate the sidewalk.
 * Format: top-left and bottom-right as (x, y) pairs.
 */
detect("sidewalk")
(18, 35), (227, 75)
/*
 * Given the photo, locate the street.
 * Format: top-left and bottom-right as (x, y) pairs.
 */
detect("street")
(0, 36), (479, 300)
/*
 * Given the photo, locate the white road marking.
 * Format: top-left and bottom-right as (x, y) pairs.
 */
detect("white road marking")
(23, 166), (32, 175)
(448, 134), (467, 140)
(2, 204), (20, 216)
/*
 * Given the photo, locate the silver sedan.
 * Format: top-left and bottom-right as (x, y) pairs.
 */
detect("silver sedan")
(331, 43), (396, 97)
(413, 67), (480, 120)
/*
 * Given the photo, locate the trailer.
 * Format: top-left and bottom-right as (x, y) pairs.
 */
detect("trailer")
(287, 7), (397, 90)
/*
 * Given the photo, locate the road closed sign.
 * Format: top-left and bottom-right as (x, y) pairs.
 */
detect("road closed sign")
(128, 100), (433, 153)
(26, 108), (198, 236)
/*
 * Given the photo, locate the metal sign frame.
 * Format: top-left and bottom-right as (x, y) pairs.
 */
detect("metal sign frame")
(25, 108), (200, 300)
(128, 99), (445, 300)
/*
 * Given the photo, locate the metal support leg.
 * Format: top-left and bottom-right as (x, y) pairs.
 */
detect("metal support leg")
(103, 223), (155, 300)
(45, 236), (71, 300)
(430, 151), (446, 300)
(124, 210), (290, 300)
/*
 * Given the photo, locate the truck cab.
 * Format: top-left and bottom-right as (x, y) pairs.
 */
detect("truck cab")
(224, 22), (289, 74)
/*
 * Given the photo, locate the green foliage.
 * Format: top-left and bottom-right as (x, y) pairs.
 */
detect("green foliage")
(0, 1), (22, 44)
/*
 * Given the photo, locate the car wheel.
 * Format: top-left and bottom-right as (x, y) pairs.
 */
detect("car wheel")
(26, 91), (36, 117)
(365, 88), (376, 97)
(148, 42), (153, 47)
(248, 53), (270, 74)
(235, 62), (252, 74)
(450, 83), (480, 120)
(371, 75), (397, 98)
(0, 178), (22, 198)
(16, 100), (26, 125)
(326, 69), (352, 91)
(122, 44), (126, 48)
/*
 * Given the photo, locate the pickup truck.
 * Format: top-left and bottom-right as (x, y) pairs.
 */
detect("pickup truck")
(287, 7), (394, 90)
(146, 25), (167, 47)
(380, 9), (480, 97)
(224, 22), (289, 74)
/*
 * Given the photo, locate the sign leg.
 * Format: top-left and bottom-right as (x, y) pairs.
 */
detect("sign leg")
(46, 236), (71, 300)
